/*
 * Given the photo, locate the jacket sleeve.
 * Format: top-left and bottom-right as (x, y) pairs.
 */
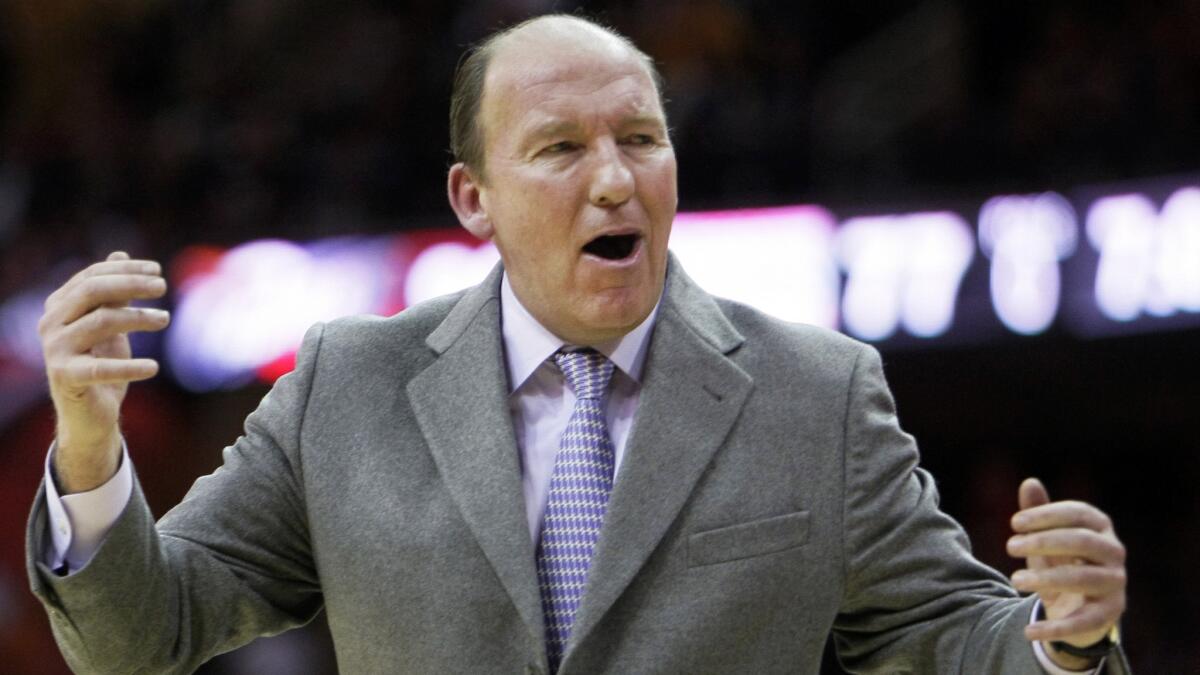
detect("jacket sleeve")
(831, 343), (1048, 674)
(26, 323), (328, 675)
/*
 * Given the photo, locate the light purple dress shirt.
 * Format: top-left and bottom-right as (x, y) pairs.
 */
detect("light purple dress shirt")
(499, 274), (658, 543)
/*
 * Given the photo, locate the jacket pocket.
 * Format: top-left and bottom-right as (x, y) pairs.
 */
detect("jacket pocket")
(688, 510), (810, 567)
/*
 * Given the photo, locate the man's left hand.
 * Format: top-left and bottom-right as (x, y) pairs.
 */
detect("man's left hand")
(1007, 477), (1126, 659)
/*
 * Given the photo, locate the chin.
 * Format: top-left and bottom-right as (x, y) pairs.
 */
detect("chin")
(575, 296), (655, 340)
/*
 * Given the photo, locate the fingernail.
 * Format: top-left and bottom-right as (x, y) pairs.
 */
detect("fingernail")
(1013, 514), (1029, 528)
(142, 262), (161, 275)
(1012, 570), (1031, 586)
(146, 308), (169, 320)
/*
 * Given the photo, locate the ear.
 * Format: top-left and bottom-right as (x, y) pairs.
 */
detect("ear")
(447, 163), (494, 240)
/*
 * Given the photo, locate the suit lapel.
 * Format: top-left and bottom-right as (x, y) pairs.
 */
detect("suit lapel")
(406, 265), (546, 649)
(406, 257), (753, 659)
(568, 258), (755, 654)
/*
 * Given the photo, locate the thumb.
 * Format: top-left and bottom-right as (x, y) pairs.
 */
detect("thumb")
(1018, 476), (1050, 512)
(106, 250), (130, 262)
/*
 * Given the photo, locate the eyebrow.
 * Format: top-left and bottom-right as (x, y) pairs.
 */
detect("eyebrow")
(526, 119), (583, 141)
(522, 114), (666, 148)
(620, 113), (668, 130)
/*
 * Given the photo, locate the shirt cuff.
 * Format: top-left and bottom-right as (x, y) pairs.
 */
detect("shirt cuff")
(43, 442), (133, 574)
(1030, 599), (1106, 674)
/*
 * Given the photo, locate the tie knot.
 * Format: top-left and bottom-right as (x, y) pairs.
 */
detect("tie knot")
(554, 348), (615, 401)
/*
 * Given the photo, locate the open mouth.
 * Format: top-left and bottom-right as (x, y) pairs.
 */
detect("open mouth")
(582, 233), (640, 261)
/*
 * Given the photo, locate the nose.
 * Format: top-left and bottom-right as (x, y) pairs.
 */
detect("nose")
(588, 140), (634, 208)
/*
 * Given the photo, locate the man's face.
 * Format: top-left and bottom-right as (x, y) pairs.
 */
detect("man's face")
(470, 30), (677, 345)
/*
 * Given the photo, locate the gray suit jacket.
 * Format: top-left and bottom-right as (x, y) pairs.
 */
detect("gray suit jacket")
(28, 256), (1129, 674)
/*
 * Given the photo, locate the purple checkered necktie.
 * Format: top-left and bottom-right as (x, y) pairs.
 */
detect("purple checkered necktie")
(536, 348), (617, 672)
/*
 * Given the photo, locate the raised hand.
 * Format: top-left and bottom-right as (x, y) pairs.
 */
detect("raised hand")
(1008, 477), (1125, 662)
(38, 251), (170, 493)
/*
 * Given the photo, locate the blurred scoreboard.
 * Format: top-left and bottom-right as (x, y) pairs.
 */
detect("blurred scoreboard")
(1, 174), (1197, 394)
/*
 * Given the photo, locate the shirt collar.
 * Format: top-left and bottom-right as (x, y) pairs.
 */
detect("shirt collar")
(500, 272), (660, 393)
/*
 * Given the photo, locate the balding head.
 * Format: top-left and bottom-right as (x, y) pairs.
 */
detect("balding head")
(448, 14), (664, 182)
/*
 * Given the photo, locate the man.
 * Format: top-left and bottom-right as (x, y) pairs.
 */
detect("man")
(28, 14), (1127, 674)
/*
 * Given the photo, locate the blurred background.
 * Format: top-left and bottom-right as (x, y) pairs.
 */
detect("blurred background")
(1, 0), (1198, 672)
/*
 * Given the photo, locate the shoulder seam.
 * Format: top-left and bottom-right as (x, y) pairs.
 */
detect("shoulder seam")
(839, 343), (869, 603)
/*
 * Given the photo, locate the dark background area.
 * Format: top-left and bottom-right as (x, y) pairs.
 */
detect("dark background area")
(1, 0), (1197, 672)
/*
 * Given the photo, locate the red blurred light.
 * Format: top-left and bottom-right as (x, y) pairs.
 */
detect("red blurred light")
(257, 350), (297, 384)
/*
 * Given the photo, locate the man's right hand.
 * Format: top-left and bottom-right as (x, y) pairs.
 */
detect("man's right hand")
(38, 251), (170, 494)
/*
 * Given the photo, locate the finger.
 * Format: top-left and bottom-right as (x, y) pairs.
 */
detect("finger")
(45, 258), (163, 316)
(59, 258), (162, 294)
(1012, 501), (1113, 534)
(1008, 529), (1126, 565)
(1018, 477), (1050, 512)
(49, 356), (160, 387)
(52, 274), (168, 326)
(1011, 565), (1126, 595)
(1014, 478), (1053, 570)
(57, 306), (171, 352)
(107, 251), (130, 262)
(1024, 600), (1122, 642)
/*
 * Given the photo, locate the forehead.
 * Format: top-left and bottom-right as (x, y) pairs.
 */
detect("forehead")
(481, 29), (663, 140)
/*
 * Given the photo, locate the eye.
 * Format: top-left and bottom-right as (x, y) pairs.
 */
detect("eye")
(542, 141), (579, 155)
(622, 134), (656, 146)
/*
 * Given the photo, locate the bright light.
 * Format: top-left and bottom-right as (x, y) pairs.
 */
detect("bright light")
(836, 211), (974, 340)
(671, 206), (839, 327)
(1088, 186), (1200, 321)
(1159, 187), (1200, 312)
(1087, 193), (1159, 321)
(979, 192), (1077, 335)
(404, 241), (499, 307)
(166, 238), (389, 391)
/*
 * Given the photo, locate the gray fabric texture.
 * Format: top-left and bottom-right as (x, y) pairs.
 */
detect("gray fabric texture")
(26, 254), (1129, 674)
